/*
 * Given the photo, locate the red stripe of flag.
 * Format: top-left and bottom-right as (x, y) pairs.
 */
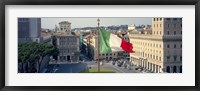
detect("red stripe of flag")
(120, 39), (135, 53)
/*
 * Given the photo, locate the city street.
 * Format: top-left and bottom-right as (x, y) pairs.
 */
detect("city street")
(50, 60), (148, 73)
(86, 61), (143, 73)
(53, 63), (87, 73)
(48, 53), (150, 73)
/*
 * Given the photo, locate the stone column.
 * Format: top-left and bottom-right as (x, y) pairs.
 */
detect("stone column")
(150, 63), (152, 71)
(156, 65), (158, 73)
(152, 64), (155, 72)
(170, 66), (173, 73)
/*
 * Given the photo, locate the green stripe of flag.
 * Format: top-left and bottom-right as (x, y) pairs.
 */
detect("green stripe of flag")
(99, 28), (112, 54)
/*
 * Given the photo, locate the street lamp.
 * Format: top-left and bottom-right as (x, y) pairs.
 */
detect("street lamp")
(97, 18), (100, 72)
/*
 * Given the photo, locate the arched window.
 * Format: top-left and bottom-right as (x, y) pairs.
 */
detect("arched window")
(173, 66), (177, 73)
(166, 66), (170, 73)
(180, 66), (182, 73)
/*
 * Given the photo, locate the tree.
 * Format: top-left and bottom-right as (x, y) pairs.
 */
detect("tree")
(18, 42), (59, 73)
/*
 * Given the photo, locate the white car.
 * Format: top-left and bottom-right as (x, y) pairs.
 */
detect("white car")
(100, 61), (104, 65)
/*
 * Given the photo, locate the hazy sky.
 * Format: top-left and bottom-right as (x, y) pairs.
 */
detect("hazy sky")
(41, 17), (152, 29)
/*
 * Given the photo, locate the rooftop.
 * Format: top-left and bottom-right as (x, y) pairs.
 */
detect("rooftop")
(59, 21), (71, 24)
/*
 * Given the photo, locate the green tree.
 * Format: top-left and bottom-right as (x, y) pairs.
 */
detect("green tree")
(18, 42), (59, 73)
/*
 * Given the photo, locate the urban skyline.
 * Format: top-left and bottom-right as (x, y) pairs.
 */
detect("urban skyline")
(41, 17), (152, 29)
(18, 17), (182, 73)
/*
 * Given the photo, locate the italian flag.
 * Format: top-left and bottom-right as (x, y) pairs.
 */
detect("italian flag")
(99, 28), (134, 54)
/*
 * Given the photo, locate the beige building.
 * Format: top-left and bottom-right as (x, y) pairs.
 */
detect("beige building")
(129, 18), (182, 73)
(59, 21), (71, 33)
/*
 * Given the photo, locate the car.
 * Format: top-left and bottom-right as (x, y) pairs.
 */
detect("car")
(100, 61), (104, 65)
(112, 61), (116, 65)
(135, 67), (139, 70)
(117, 61), (123, 67)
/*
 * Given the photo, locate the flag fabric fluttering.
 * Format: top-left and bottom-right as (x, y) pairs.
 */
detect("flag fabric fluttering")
(99, 28), (134, 54)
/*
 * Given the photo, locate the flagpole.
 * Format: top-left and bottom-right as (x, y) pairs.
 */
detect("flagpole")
(97, 18), (100, 73)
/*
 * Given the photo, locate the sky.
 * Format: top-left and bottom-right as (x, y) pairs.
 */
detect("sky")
(41, 17), (152, 29)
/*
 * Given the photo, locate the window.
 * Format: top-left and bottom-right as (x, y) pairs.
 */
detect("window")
(180, 66), (182, 73)
(157, 18), (159, 21)
(167, 24), (170, 28)
(167, 31), (170, 35)
(167, 44), (170, 48)
(181, 24), (182, 27)
(166, 66), (170, 73)
(181, 31), (182, 35)
(173, 18), (177, 20)
(174, 31), (176, 35)
(160, 18), (162, 21)
(167, 56), (170, 61)
(154, 18), (156, 21)
(174, 56), (177, 61)
(180, 56), (182, 61)
(160, 24), (162, 27)
(166, 18), (170, 20)
(174, 24), (176, 28)
(180, 44), (182, 48)
(173, 66), (177, 73)
(174, 44), (176, 48)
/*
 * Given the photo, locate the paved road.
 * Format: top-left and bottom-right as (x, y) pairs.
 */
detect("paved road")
(86, 61), (142, 73)
(49, 61), (149, 73)
(53, 63), (88, 73)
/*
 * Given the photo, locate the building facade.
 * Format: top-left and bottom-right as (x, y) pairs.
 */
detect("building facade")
(59, 21), (71, 33)
(128, 24), (136, 30)
(54, 32), (80, 63)
(18, 18), (41, 43)
(129, 17), (182, 73)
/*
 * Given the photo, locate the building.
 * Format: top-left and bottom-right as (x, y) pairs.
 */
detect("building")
(129, 18), (182, 73)
(59, 21), (71, 33)
(54, 31), (80, 63)
(54, 25), (59, 32)
(18, 18), (41, 43)
(128, 24), (136, 30)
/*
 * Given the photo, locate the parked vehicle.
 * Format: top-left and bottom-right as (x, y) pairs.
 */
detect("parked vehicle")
(117, 61), (123, 67)
(112, 61), (116, 65)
